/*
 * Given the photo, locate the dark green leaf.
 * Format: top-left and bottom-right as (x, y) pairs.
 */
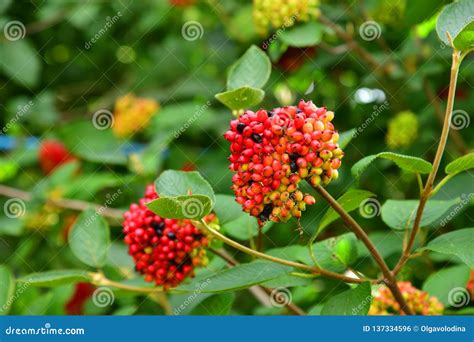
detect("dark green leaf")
(321, 282), (372, 315)
(420, 228), (474, 267)
(146, 195), (213, 219)
(317, 189), (375, 234)
(176, 261), (291, 293)
(0, 40), (41, 87)
(381, 198), (460, 230)
(280, 22), (323, 47)
(436, 0), (474, 51)
(155, 170), (215, 205)
(227, 45), (271, 90)
(18, 270), (91, 287)
(215, 86), (265, 111)
(190, 293), (235, 315)
(445, 152), (474, 175)
(0, 265), (15, 315)
(423, 265), (471, 306)
(352, 152), (432, 180)
(69, 208), (110, 268)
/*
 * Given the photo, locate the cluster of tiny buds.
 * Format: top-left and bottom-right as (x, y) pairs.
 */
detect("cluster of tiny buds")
(369, 282), (444, 315)
(224, 100), (343, 224)
(123, 185), (211, 288)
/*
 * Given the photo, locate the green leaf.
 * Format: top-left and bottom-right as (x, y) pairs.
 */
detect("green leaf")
(215, 86), (265, 111)
(420, 228), (474, 267)
(300, 233), (359, 272)
(0, 265), (15, 315)
(423, 265), (471, 306)
(69, 208), (111, 268)
(321, 282), (372, 315)
(405, 0), (445, 26)
(227, 45), (271, 90)
(436, 0), (474, 51)
(155, 170), (215, 205)
(351, 152), (432, 180)
(338, 129), (356, 149)
(18, 270), (91, 287)
(317, 190), (375, 234)
(280, 22), (323, 47)
(381, 198), (460, 230)
(190, 293), (235, 315)
(0, 40), (41, 87)
(146, 195), (213, 219)
(445, 152), (474, 175)
(176, 261), (291, 293)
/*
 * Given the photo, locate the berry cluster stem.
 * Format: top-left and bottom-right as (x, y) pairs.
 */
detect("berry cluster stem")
(394, 46), (463, 275)
(197, 219), (370, 284)
(310, 184), (413, 315)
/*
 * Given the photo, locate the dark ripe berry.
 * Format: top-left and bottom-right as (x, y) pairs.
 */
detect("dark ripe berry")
(290, 161), (298, 173)
(237, 123), (246, 133)
(251, 133), (263, 143)
(123, 185), (212, 289)
(224, 100), (343, 224)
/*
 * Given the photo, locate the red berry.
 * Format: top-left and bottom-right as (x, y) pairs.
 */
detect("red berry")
(39, 140), (76, 175)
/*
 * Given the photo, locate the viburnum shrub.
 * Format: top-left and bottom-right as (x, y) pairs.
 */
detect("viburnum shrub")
(224, 100), (342, 224)
(2, 0), (473, 319)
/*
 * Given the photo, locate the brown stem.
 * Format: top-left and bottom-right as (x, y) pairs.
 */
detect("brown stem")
(318, 13), (390, 75)
(209, 248), (305, 315)
(199, 219), (368, 284)
(422, 79), (469, 155)
(394, 48), (462, 275)
(0, 184), (124, 224)
(311, 184), (413, 315)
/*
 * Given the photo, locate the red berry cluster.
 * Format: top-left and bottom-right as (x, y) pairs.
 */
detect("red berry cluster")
(123, 185), (209, 288)
(39, 139), (76, 175)
(224, 100), (343, 224)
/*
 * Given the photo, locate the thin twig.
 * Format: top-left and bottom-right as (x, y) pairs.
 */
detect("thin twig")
(394, 47), (463, 276)
(310, 184), (413, 315)
(199, 219), (369, 285)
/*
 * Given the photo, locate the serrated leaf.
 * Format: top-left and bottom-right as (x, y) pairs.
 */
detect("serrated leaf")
(420, 228), (474, 267)
(352, 152), (433, 180)
(317, 190), (375, 234)
(436, 0), (474, 51)
(155, 170), (215, 205)
(227, 45), (271, 90)
(423, 265), (471, 306)
(18, 270), (91, 287)
(215, 86), (265, 111)
(176, 261), (291, 293)
(381, 198), (460, 230)
(280, 22), (323, 47)
(0, 265), (15, 315)
(146, 195), (213, 219)
(0, 40), (41, 87)
(69, 208), (110, 268)
(321, 282), (372, 315)
(445, 152), (474, 175)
